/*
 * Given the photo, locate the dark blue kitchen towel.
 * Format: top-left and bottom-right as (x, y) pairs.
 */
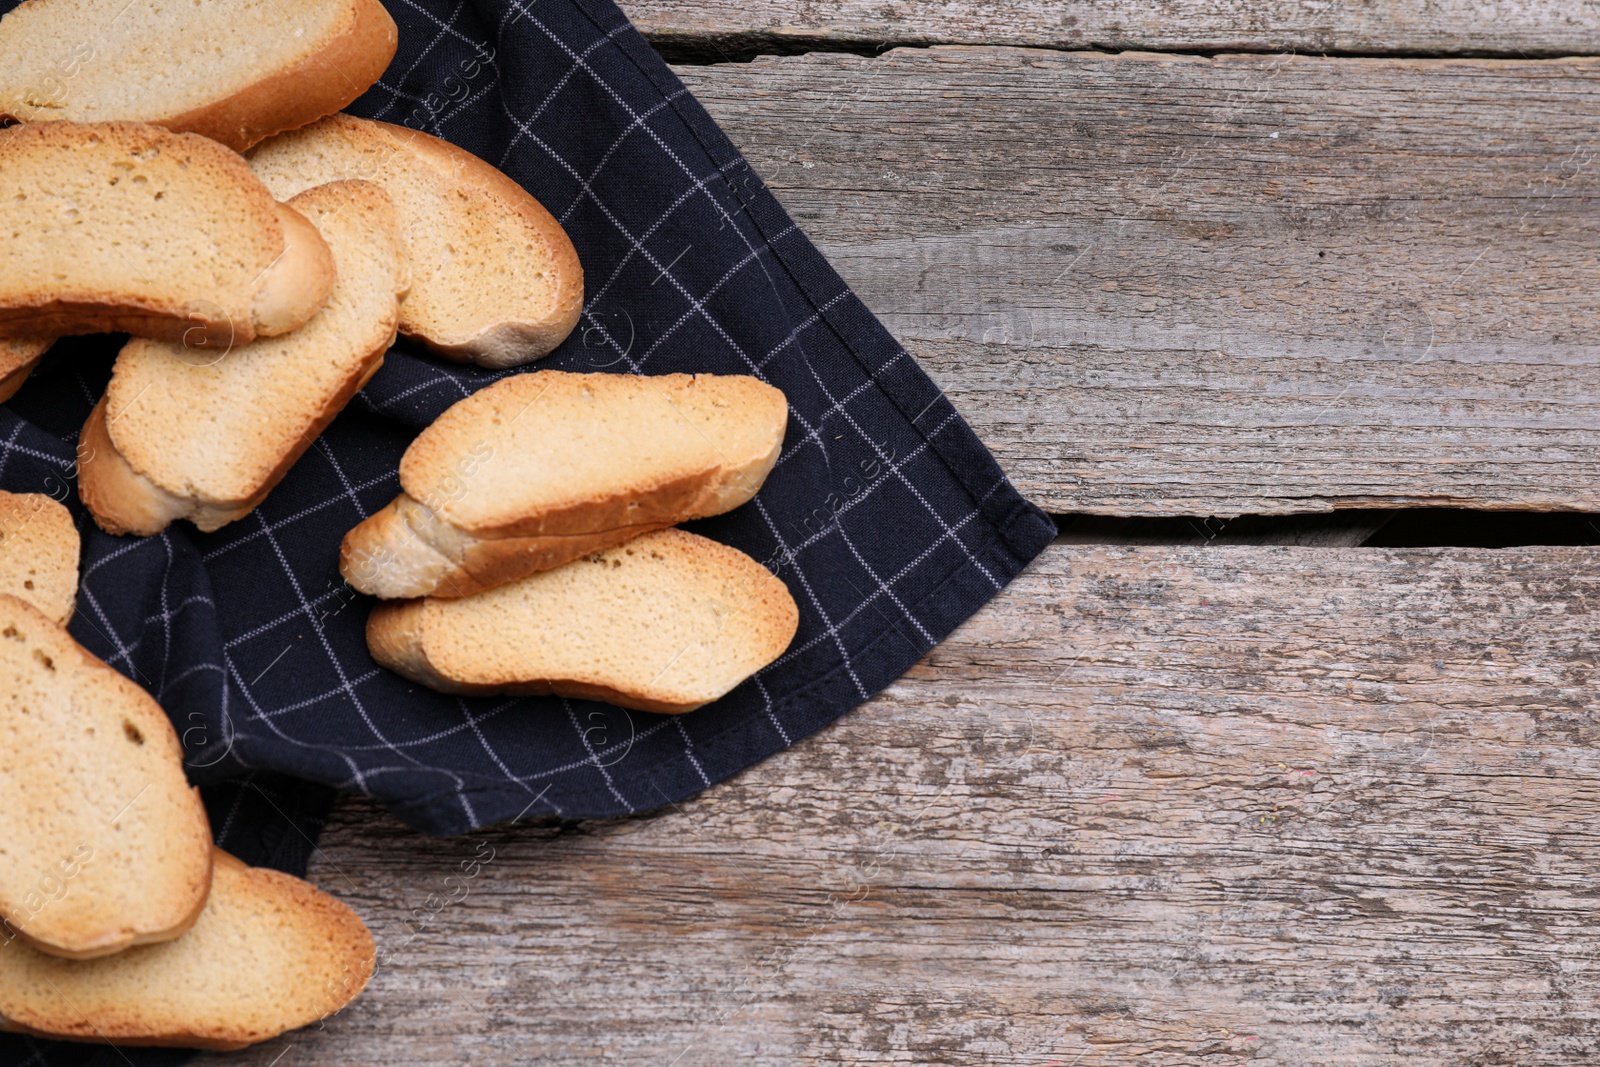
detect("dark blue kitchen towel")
(0, 0), (1053, 1058)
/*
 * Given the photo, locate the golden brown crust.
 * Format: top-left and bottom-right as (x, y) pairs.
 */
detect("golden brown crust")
(0, 594), (214, 958)
(0, 337), (49, 403)
(77, 398), (190, 537)
(374, 120), (584, 366)
(0, 849), (374, 1049)
(8, 795), (212, 961)
(249, 115), (584, 367)
(0, 490), (79, 624)
(366, 598), (710, 713)
(343, 373), (787, 599)
(196, 347), (388, 531)
(159, 0), (398, 151)
(0, 122), (332, 345)
(398, 373), (787, 537)
(249, 202), (339, 340)
(340, 492), (672, 599)
(0, 303), (238, 347)
(83, 181), (402, 535)
(365, 530), (801, 713)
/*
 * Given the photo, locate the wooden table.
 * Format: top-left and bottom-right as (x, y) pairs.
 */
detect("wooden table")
(206, 5), (1600, 1063)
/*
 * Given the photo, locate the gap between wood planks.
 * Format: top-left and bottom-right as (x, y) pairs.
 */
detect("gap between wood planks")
(623, 0), (1600, 64)
(1055, 508), (1600, 548)
(650, 36), (1596, 67)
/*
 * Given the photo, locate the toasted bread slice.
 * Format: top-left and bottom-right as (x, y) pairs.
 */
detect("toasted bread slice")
(249, 114), (582, 368)
(78, 180), (409, 536)
(367, 528), (799, 713)
(0, 491), (79, 624)
(0, 121), (334, 345)
(0, 0), (397, 152)
(0, 849), (374, 1050)
(341, 371), (788, 599)
(0, 594), (212, 959)
(0, 336), (51, 403)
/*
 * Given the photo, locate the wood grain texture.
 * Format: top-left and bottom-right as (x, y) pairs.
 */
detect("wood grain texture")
(202, 544), (1600, 1066)
(669, 48), (1600, 516)
(624, 0), (1600, 58)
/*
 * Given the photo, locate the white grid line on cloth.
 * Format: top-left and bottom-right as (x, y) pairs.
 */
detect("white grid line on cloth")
(369, 0), (472, 118)
(752, 674), (792, 745)
(455, 695), (566, 805)
(561, 698), (630, 807)
(236, 668), (391, 725)
(553, 89), (693, 226)
(200, 469), (397, 563)
(358, 371), (474, 415)
(247, 509), (475, 817)
(752, 290), (850, 374)
(437, 4), (598, 135)
(163, 660), (226, 691)
(0, 416), (28, 483)
(674, 717), (712, 788)
(81, 533), (154, 577)
(239, 683), (669, 787)
(425, 74), (500, 136)
(761, 441), (976, 661)
(490, 18), (636, 169)
(76, 578), (147, 679)
(94, 592), (217, 676)
(212, 778), (252, 844)
(629, 225), (799, 370)
(570, 154), (748, 317)
(0, 433), (69, 481)
(68, 367), (97, 408)
(768, 350), (906, 477)
(223, 653), (380, 792)
(311, 434), (372, 530)
(753, 495), (868, 699)
(778, 409), (965, 561)
(800, 356), (995, 602)
(222, 587), (355, 649)
(765, 486), (980, 672)
(230, 669), (653, 785)
(152, 534), (176, 700)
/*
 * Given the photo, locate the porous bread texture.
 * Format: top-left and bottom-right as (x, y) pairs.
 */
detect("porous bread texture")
(248, 113), (583, 368)
(0, 121), (334, 345)
(340, 371), (789, 599)
(0, 0), (397, 151)
(367, 528), (800, 713)
(78, 180), (409, 536)
(0, 490), (79, 623)
(0, 849), (375, 1050)
(0, 336), (51, 403)
(0, 594), (212, 960)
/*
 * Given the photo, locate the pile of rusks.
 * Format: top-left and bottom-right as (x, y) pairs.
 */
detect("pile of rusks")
(0, 0), (798, 1050)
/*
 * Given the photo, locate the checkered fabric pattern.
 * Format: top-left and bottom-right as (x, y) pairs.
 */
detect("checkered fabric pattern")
(0, 0), (1052, 1059)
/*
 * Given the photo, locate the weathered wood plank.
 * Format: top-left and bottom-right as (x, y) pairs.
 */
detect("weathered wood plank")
(204, 544), (1600, 1066)
(671, 49), (1600, 516)
(625, 0), (1600, 59)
